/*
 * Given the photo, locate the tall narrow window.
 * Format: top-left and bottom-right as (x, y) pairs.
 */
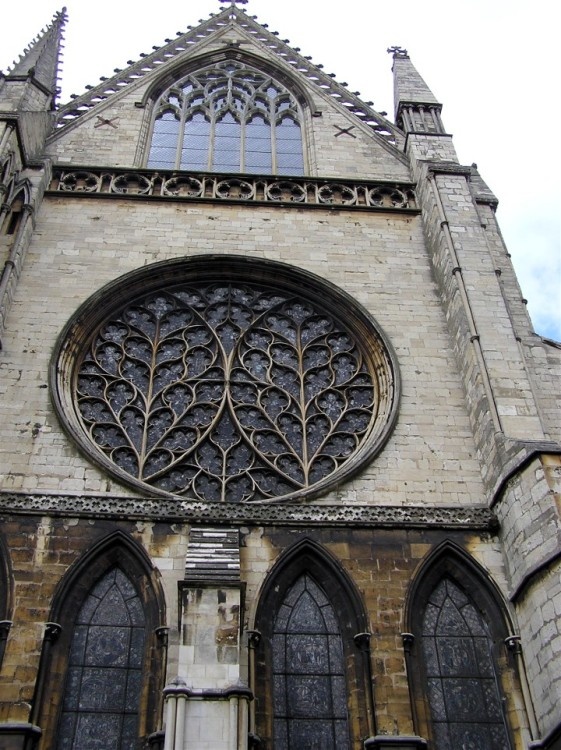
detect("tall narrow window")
(255, 542), (372, 747)
(147, 60), (304, 175)
(272, 573), (350, 749)
(421, 577), (511, 749)
(56, 568), (146, 749)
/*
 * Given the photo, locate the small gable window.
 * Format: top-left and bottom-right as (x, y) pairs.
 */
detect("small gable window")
(147, 61), (304, 175)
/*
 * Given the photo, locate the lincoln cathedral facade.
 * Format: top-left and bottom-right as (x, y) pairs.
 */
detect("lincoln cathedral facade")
(0, 3), (559, 749)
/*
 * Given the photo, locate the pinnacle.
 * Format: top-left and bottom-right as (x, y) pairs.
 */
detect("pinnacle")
(7, 7), (67, 102)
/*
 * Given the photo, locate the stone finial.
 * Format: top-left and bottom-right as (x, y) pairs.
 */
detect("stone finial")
(504, 634), (522, 654)
(353, 632), (372, 651)
(387, 46), (409, 59)
(247, 629), (262, 649)
(44, 622), (62, 642)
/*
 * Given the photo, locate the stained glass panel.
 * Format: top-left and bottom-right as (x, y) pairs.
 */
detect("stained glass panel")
(73, 282), (379, 502)
(421, 578), (511, 750)
(272, 574), (350, 750)
(56, 569), (146, 750)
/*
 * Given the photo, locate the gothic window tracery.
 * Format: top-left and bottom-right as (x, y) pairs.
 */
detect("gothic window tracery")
(272, 573), (350, 749)
(147, 61), (304, 175)
(52, 258), (399, 503)
(254, 541), (371, 748)
(407, 549), (517, 750)
(56, 567), (146, 749)
(420, 577), (511, 749)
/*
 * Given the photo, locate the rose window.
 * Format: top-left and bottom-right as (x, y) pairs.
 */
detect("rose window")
(52, 258), (399, 502)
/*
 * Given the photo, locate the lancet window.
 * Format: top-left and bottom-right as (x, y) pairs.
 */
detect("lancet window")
(254, 540), (372, 748)
(272, 573), (350, 749)
(419, 576), (512, 749)
(56, 568), (146, 748)
(147, 61), (304, 175)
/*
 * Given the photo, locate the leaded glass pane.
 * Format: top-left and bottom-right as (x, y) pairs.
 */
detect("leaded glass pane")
(213, 112), (241, 171)
(246, 116), (272, 173)
(148, 113), (180, 170)
(56, 568), (146, 750)
(421, 578), (511, 750)
(147, 60), (304, 174)
(272, 573), (350, 749)
(276, 118), (304, 176)
(181, 113), (210, 171)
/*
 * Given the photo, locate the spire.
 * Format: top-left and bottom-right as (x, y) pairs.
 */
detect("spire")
(388, 47), (445, 135)
(7, 7), (67, 102)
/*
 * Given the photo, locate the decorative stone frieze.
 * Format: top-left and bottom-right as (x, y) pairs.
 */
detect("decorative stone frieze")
(49, 167), (418, 211)
(0, 491), (497, 529)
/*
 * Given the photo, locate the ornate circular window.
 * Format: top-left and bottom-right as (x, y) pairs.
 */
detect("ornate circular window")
(52, 256), (399, 503)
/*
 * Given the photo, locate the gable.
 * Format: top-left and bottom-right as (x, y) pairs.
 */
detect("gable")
(46, 7), (410, 180)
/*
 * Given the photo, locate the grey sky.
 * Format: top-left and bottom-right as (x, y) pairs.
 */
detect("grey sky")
(2, 0), (559, 339)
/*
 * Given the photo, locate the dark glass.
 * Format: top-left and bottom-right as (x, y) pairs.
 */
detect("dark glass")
(76, 283), (376, 502)
(56, 569), (146, 749)
(272, 574), (350, 749)
(421, 578), (511, 750)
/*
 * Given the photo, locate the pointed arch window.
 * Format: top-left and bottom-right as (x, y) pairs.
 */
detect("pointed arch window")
(254, 541), (372, 748)
(273, 573), (350, 749)
(420, 577), (511, 749)
(1, 192), (25, 237)
(56, 567), (147, 749)
(406, 547), (520, 750)
(147, 61), (304, 175)
(0, 538), (12, 670)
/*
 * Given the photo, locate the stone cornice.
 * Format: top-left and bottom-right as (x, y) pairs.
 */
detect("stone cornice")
(0, 491), (496, 529)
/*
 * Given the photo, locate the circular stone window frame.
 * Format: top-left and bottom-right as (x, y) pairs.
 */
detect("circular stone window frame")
(51, 255), (401, 504)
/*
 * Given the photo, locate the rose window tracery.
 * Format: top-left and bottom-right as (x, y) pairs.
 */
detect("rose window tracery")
(53, 259), (398, 503)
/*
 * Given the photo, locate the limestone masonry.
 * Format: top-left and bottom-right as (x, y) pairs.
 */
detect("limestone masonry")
(0, 4), (559, 749)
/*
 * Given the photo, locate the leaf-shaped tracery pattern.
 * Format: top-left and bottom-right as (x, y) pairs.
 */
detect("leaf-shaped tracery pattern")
(57, 261), (398, 503)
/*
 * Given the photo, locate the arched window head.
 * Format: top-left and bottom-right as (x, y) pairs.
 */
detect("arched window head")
(56, 568), (146, 748)
(421, 577), (511, 749)
(273, 573), (350, 749)
(147, 61), (304, 175)
(254, 540), (372, 747)
(406, 545), (517, 750)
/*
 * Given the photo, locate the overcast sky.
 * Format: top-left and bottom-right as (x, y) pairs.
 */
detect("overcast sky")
(2, 0), (559, 340)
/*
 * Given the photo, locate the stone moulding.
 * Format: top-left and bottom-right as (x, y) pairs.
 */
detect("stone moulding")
(48, 167), (418, 212)
(0, 491), (496, 529)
